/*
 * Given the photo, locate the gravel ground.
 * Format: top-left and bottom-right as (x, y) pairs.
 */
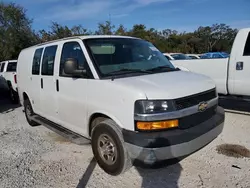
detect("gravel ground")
(0, 92), (250, 188)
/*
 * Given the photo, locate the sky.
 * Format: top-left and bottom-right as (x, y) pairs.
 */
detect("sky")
(4, 0), (250, 32)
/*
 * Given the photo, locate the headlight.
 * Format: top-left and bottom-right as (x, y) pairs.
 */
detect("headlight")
(134, 100), (175, 114)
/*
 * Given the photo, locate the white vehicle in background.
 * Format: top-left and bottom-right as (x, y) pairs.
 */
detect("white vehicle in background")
(163, 53), (192, 60)
(171, 28), (250, 99)
(186, 54), (201, 59)
(17, 35), (224, 175)
(0, 60), (19, 103)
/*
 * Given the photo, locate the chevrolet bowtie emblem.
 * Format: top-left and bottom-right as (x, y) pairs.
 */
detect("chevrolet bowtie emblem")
(198, 102), (208, 112)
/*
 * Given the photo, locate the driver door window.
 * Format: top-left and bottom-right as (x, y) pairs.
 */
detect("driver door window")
(60, 42), (87, 77)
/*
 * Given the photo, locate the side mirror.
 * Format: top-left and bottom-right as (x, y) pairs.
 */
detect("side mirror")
(64, 58), (86, 77)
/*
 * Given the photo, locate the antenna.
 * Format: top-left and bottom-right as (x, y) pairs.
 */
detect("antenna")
(109, 12), (111, 23)
(109, 12), (112, 36)
(108, 12), (113, 79)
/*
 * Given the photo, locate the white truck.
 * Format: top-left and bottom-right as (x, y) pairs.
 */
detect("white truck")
(0, 60), (19, 103)
(171, 28), (250, 99)
(17, 35), (224, 175)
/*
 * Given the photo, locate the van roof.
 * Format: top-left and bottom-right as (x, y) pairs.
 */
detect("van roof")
(22, 35), (140, 51)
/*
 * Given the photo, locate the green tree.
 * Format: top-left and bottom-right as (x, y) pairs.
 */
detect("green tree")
(96, 21), (115, 35)
(71, 25), (91, 36)
(0, 2), (38, 61)
(115, 24), (127, 35)
(50, 22), (72, 39)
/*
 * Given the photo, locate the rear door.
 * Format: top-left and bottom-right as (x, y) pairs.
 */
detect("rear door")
(228, 30), (250, 95)
(40, 45), (59, 122)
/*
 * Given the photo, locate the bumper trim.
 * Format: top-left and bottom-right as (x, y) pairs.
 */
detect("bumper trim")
(125, 122), (224, 164)
(123, 106), (224, 148)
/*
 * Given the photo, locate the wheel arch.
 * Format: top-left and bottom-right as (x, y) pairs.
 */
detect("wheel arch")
(88, 112), (123, 137)
(23, 92), (29, 101)
(22, 92), (31, 106)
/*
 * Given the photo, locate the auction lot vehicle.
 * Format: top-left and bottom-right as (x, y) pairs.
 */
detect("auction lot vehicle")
(163, 53), (191, 60)
(186, 54), (201, 59)
(200, 52), (229, 59)
(171, 28), (250, 99)
(17, 36), (225, 175)
(0, 60), (19, 103)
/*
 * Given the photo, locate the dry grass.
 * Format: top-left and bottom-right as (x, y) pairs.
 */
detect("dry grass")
(216, 144), (250, 158)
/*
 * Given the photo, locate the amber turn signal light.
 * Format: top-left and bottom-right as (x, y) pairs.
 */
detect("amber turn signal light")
(136, 120), (178, 131)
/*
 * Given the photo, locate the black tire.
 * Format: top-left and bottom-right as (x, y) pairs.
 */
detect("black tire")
(91, 119), (132, 176)
(24, 99), (40, 127)
(9, 88), (19, 104)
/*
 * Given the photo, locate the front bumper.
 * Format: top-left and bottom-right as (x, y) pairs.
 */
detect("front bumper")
(123, 106), (225, 164)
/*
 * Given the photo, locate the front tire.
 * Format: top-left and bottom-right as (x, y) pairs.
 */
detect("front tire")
(24, 99), (40, 127)
(91, 119), (132, 176)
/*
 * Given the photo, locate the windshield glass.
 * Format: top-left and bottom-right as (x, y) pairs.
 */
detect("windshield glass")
(84, 38), (176, 78)
(171, 53), (191, 60)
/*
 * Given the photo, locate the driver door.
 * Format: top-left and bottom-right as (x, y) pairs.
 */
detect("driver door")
(56, 40), (93, 137)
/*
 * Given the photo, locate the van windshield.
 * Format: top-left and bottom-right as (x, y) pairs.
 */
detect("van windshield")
(84, 38), (177, 78)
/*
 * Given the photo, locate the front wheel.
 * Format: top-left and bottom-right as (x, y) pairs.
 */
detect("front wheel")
(91, 119), (131, 176)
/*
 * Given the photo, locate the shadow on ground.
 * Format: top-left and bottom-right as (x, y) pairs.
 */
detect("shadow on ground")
(76, 158), (97, 188)
(76, 138), (182, 188)
(133, 137), (182, 188)
(134, 160), (182, 188)
(76, 158), (182, 188)
(0, 89), (20, 114)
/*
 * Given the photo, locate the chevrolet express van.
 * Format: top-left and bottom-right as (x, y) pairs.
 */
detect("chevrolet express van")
(17, 36), (225, 175)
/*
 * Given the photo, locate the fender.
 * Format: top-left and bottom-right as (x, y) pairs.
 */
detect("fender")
(88, 110), (124, 133)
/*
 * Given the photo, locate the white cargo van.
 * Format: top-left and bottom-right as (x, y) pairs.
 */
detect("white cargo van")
(17, 36), (225, 175)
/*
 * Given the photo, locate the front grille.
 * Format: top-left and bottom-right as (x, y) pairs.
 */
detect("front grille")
(174, 88), (216, 110)
(179, 105), (217, 129)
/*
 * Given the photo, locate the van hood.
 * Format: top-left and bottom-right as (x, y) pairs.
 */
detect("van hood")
(114, 71), (216, 99)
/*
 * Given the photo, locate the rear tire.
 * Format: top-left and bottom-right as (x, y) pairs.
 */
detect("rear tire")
(91, 119), (132, 176)
(9, 88), (19, 104)
(24, 99), (40, 127)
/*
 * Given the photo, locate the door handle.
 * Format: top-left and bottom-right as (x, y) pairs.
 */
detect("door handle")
(41, 78), (43, 89)
(236, 62), (243, 70)
(56, 79), (59, 92)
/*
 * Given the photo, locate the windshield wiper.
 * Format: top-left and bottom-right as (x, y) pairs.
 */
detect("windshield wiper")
(147, 66), (179, 72)
(106, 68), (152, 76)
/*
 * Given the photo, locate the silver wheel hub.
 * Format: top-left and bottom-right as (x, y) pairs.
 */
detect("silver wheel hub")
(97, 134), (117, 165)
